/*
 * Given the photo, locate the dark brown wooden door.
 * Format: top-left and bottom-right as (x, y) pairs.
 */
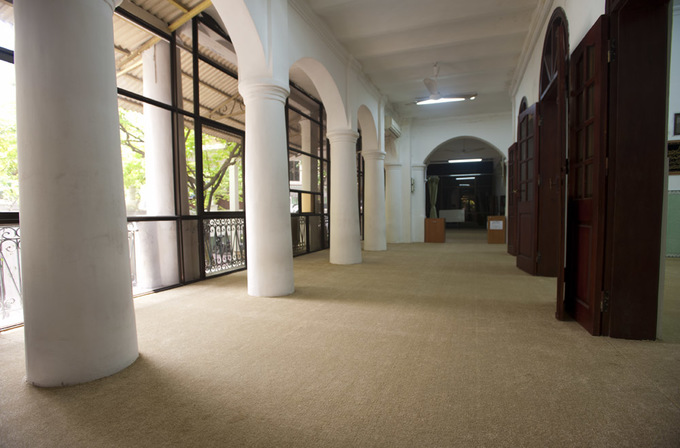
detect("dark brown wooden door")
(536, 93), (562, 278)
(565, 16), (608, 335)
(507, 143), (518, 256)
(516, 105), (538, 275)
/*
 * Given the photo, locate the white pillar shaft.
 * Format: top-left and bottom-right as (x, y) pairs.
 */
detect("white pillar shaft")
(385, 163), (403, 243)
(363, 151), (387, 251)
(136, 42), (178, 290)
(142, 42), (174, 216)
(411, 165), (426, 242)
(328, 129), (362, 264)
(300, 120), (313, 213)
(240, 80), (294, 296)
(15, 0), (138, 387)
(228, 164), (240, 211)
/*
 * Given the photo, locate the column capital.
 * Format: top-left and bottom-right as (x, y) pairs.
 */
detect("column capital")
(238, 78), (290, 104)
(362, 150), (386, 161)
(385, 162), (402, 169)
(411, 164), (426, 170)
(327, 128), (360, 145)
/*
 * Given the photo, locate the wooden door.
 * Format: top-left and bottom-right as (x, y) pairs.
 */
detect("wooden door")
(507, 143), (518, 256)
(516, 105), (538, 275)
(536, 90), (562, 277)
(565, 16), (608, 335)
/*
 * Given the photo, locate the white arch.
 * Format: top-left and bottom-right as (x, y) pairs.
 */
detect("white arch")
(357, 104), (379, 152)
(212, 0), (287, 82)
(290, 57), (349, 131)
(424, 135), (505, 164)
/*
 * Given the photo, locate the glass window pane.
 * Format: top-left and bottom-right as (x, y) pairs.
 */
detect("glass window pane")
(114, 15), (171, 104)
(308, 215), (323, 252)
(202, 126), (243, 212)
(128, 220), (179, 294)
(0, 61), (18, 212)
(288, 109), (322, 157)
(198, 60), (243, 130)
(0, 5), (14, 51)
(183, 117), (198, 215)
(197, 21), (238, 74)
(289, 85), (321, 122)
(118, 96), (174, 216)
(290, 191), (299, 214)
(292, 215), (307, 255)
(179, 47), (194, 113)
(0, 225), (22, 329)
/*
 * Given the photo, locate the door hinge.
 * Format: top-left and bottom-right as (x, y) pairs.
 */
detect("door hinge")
(601, 291), (610, 313)
(539, 117), (544, 127)
(608, 39), (617, 63)
(536, 252), (542, 264)
(537, 175), (541, 187)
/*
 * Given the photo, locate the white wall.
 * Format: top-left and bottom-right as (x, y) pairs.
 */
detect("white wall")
(410, 113), (513, 165)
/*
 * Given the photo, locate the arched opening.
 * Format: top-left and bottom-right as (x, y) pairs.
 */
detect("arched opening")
(425, 137), (506, 230)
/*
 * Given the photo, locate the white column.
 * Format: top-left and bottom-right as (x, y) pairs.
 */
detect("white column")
(299, 119), (313, 213)
(385, 163), (403, 243)
(363, 150), (387, 251)
(142, 42), (174, 215)
(411, 165), (426, 243)
(15, 0), (138, 387)
(136, 41), (178, 290)
(228, 164), (240, 211)
(239, 79), (294, 297)
(328, 129), (362, 264)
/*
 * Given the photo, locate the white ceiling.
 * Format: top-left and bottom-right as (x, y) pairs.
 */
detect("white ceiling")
(303, 0), (541, 121)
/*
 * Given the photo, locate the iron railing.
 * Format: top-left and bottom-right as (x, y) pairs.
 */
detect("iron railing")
(203, 217), (246, 275)
(0, 225), (22, 329)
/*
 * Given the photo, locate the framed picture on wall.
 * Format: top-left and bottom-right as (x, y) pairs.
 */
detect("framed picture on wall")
(669, 140), (680, 175)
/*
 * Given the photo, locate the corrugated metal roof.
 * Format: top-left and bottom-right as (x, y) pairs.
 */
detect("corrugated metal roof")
(114, 0), (244, 130)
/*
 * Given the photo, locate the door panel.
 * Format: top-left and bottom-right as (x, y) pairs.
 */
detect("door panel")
(536, 92), (561, 277)
(516, 105), (538, 275)
(566, 16), (608, 335)
(507, 143), (518, 256)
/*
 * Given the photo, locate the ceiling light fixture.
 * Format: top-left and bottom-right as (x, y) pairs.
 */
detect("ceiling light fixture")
(448, 158), (482, 164)
(455, 176), (477, 180)
(416, 97), (465, 105)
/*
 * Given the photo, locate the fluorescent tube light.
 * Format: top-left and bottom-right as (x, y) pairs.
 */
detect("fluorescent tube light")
(448, 158), (482, 163)
(416, 97), (466, 105)
(456, 177), (476, 180)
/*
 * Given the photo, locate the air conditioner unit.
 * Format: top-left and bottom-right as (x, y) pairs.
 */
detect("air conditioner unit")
(385, 116), (402, 139)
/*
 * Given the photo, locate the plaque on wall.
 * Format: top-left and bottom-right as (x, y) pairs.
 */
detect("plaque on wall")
(670, 140), (680, 174)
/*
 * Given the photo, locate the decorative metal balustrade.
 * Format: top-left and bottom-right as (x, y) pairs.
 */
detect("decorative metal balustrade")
(292, 216), (307, 256)
(0, 226), (22, 330)
(204, 217), (246, 276)
(127, 222), (138, 287)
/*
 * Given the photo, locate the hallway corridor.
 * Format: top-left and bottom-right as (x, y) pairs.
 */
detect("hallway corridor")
(1, 231), (679, 447)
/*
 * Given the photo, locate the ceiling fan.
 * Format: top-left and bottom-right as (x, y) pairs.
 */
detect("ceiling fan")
(417, 62), (476, 105)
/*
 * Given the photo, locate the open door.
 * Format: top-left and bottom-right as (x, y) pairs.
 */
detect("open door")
(516, 104), (538, 275)
(565, 16), (608, 335)
(507, 143), (518, 256)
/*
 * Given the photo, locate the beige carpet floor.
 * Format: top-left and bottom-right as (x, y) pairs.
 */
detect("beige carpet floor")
(1, 229), (679, 447)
